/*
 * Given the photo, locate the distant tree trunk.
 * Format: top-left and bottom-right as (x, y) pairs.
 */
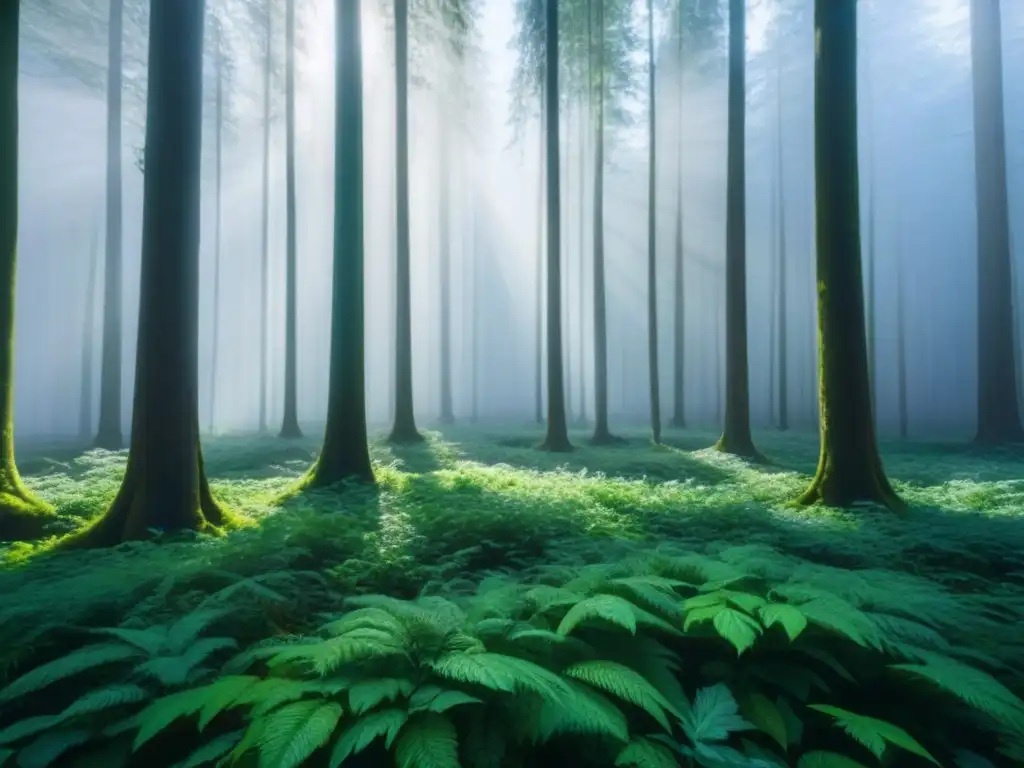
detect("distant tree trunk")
(796, 0), (903, 512)
(590, 0), (616, 445)
(768, 174), (777, 427)
(68, 0), (230, 547)
(646, 0), (661, 445)
(439, 125), (454, 425)
(775, 25), (788, 432)
(540, 0), (571, 452)
(897, 239), (908, 439)
(471, 193), (480, 423)
(714, 293), (722, 426)
(865, 31), (877, 423)
(80, 219), (101, 441)
(279, 0), (302, 439)
(0, 2), (52, 541)
(389, 0), (422, 443)
(259, 0), (271, 435)
(577, 97), (586, 424)
(306, 0), (374, 487)
(970, 0), (1023, 444)
(208, 25), (223, 436)
(715, 0), (760, 459)
(535, 86), (545, 426)
(95, 0), (124, 450)
(671, 6), (685, 429)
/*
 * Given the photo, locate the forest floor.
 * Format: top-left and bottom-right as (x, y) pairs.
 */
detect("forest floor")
(1, 427), (1023, 765)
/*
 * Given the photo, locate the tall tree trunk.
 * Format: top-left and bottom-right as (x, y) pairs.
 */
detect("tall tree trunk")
(796, 0), (903, 512)
(208, 25), (223, 436)
(768, 155), (777, 427)
(590, 0), (616, 445)
(897, 235), (908, 440)
(540, 0), (571, 452)
(69, 0), (230, 547)
(865, 26), (877, 423)
(714, 292), (722, 426)
(259, 0), (271, 435)
(671, 4), (685, 429)
(970, 0), (1022, 444)
(0, 1), (52, 541)
(471, 191), (480, 423)
(715, 0), (760, 459)
(646, 0), (661, 444)
(306, 0), (373, 486)
(776, 27), (789, 432)
(439, 124), (454, 424)
(95, 0), (124, 450)
(279, 0), (302, 438)
(80, 218), (101, 441)
(389, 0), (422, 443)
(535, 97), (545, 425)
(577, 97), (586, 424)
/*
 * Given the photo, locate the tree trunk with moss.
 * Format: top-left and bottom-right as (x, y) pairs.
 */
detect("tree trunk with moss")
(95, 0), (124, 450)
(67, 0), (230, 547)
(0, 0), (53, 541)
(540, 0), (571, 453)
(797, 0), (903, 512)
(970, 0), (1022, 444)
(389, 0), (422, 443)
(306, 0), (374, 487)
(715, 0), (759, 459)
(279, 0), (302, 439)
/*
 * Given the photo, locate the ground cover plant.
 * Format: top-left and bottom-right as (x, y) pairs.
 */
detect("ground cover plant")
(0, 427), (1022, 767)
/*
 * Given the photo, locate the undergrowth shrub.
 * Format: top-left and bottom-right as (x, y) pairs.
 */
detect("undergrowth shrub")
(0, 546), (1020, 767)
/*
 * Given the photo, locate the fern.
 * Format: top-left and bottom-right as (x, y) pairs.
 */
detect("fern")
(168, 729), (243, 768)
(796, 751), (870, 768)
(557, 595), (638, 636)
(14, 728), (92, 768)
(0, 644), (139, 704)
(615, 737), (679, 767)
(348, 677), (415, 715)
(807, 705), (939, 765)
(393, 712), (460, 768)
(684, 684), (752, 745)
(564, 660), (680, 731)
(328, 708), (408, 767)
(255, 699), (343, 768)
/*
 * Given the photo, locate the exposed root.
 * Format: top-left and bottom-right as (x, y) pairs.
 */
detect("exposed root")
(0, 485), (54, 542)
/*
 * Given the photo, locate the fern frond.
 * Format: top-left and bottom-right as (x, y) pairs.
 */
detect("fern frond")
(740, 693), (787, 751)
(320, 607), (407, 640)
(797, 599), (882, 650)
(133, 688), (214, 750)
(394, 712), (459, 768)
(564, 660), (680, 731)
(328, 708), (408, 767)
(430, 652), (570, 701)
(14, 728), (91, 768)
(195, 675), (261, 730)
(169, 728), (243, 768)
(348, 678), (415, 715)
(615, 736), (679, 767)
(685, 684), (751, 745)
(557, 595), (638, 636)
(0, 644), (140, 704)
(530, 680), (629, 743)
(166, 608), (236, 651)
(256, 699), (343, 768)
(134, 638), (237, 687)
(0, 716), (59, 748)
(807, 705), (939, 764)
(238, 677), (348, 717)
(56, 683), (149, 722)
(92, 626), (169, 655)
(796, 752), (870, 768)
(266, 634), (405, 676)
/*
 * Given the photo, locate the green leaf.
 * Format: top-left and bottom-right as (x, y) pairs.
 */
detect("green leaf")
(0, 644), (139, 704)
(557, 595), (638, 636)
(56, 684), (149, 722)
(134, 689), (212, 750)
(348, 678), (415, 715)
(329, 709), (408, 767)
(0, 717), (59, 747)
(394, 712), (459, 768)
(684, 604), (727, 631)
(423, 691), (483, 714)
(796, 751), (870, 768)
(712, 608), (761, 655)
(257, 699), (343, 768)
(430, 653), (570, 701)
(15, 729), (92, 768)
(196, 676), (261, 730)
(807, 705), (939, 765)
(798, 599), (880, 649)
(615, 737), (679, 767)
(759, 604), (807, 642)
(685, 684), (751, 744)
(742, 693), (787, 751)
(564, 660), (678, 731)
(169, 729), (243, 768)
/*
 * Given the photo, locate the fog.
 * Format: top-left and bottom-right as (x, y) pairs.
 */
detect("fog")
(12, 0), (1024, 441)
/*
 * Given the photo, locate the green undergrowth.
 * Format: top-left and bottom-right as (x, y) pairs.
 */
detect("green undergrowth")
(0, 426), (1022, 766)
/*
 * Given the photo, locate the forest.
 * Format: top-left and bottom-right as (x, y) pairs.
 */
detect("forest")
(0, 0), (1023, 766)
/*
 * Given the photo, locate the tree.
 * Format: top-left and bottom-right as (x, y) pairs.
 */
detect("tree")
(896, 235), (908, 440)
(438, 121), (455, 425)
(208, 17), (225, 435)
(279, 0), (302, 438)
(258, 0), (272, 435)
(540, 0), (571, 452)
(67, 0), (232, 547)
(669, 0), (685, 430)
(0, 0), (55, 542)
(94, 0), (124, 450)
(303, 0), (374, 487)
(970, 0), (1022, 444)
(796, 0), (903, 512)
(645, 0), (660, 444)
(772, 15), (789, 432)
(79, 218), (101, 441)
(714, 0), (760, 459)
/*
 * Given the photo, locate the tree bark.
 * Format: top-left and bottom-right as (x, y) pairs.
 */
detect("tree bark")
(259, 0), (271, 435)
(95, 0), (124, 450)
(80, 218), (101, 441)
(67, 0), (230, 547)
(776, 28), (789, 432)
(897, 236), (908, 440)
(796, 0), (903, 512)
(646, 0), (661, 445)
(305, 0), (374, 487)
(970, 0), (1023, 444)
(439, 124), (454, 425)
(535, 79), (545, 426)
(388, 0), (422, 443)
(671, 4), (685, 429)
(279, 0), (302, 438)
(715, 0), (760, 459)
(540, 0), (571, 453)
(0, 0), (53, 542)
(208, 24), (223, 435)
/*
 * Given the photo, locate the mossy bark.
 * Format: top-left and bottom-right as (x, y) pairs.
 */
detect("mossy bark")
(95, 0), (124, 450)
(65, 0), (229, 548)
(305, 0), (374, 488)
(970, 0), (1023, 444)
(797, 0), (903, 512)
(714, 0), (761, 461)
(279, 0), (302, 439)
(0, 1), (53, 542)
(540, 0), (571, 454)
(388, 0), (422, 444)
(645, 0), (661, 445)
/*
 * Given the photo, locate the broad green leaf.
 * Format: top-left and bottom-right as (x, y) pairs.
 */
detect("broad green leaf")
(742, 693), (787, 751)
(712, 608), (761, 655)
(807, 705), (939, 765)
(557, 595), (638, 636)
(759, 604), (807, 642)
